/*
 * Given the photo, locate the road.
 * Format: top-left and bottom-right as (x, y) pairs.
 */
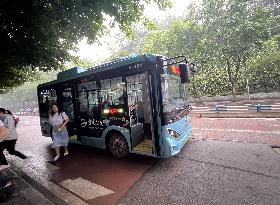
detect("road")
(118, 140), (280, 205)
(192, 117), (280, 145)
(6, 115), (280, 205)
(10, 116), (156, 205)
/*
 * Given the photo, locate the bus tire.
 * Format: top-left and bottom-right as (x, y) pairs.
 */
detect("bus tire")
(108, 133), (128, 158)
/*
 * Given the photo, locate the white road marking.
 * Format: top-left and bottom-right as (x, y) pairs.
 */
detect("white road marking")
(9, 158), (89, 205)
(60, 177), (114, 200)
(201, 118), (280, 120)
(193, 128), (280, 135)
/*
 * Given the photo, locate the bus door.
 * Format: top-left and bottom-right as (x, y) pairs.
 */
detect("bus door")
(127, 73), (156, 155)
(57, 86), (78, 139)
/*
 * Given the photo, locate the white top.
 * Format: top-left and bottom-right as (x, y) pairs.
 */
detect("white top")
(2, 114), (18, 140)
(49, 112), (69, 126)
(0, 119), (6, 141)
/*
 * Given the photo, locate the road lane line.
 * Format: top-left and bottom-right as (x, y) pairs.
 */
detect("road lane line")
(60, 177), (114, 200)
(193, 128), (280, 135)
(185, 157), (280, 180)
(201, 118), (280, 120)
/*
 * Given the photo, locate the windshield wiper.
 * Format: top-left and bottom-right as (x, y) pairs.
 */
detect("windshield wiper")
(174, 105), (191, 118)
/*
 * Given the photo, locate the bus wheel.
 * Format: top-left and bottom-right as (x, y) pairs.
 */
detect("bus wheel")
(108, 133), (128, 158)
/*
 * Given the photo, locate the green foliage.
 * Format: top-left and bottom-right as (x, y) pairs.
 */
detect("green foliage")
(0, 70), (58, 110)
(0, 56), (104, 110)
(0, 68), (39, 93)
(190, 67), (231, 96)
(249, 53), (280, 92)
(196, 0), (276, 99)
(109, 0), (280, 98)
(248, 38), (280, 93)
(4, 0), (275, 99)
(67, 58), (97, 69)
(0, 0), (171, 90)
(189, 67), (249, 96)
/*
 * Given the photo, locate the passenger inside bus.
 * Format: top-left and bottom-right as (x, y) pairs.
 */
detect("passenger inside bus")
(116, 93), (126, 105)
(101, 97), (111, 109)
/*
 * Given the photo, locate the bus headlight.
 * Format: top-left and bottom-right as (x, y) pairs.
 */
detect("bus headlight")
(167, 128), (180, 139)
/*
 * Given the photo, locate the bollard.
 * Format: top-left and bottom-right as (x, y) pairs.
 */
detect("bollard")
(257, 104), (261, 112)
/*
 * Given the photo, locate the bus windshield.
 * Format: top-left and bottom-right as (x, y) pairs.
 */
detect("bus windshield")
(161, 73), (188, 113)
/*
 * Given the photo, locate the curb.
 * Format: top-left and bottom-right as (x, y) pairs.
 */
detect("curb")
(0, 168), (55, 205)
(10, 164), (69, 205)
(10, 160), (89, 205)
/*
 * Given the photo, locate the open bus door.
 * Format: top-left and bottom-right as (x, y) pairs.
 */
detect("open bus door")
(127, 73), (156, 156)
(56, 86), (78, 140)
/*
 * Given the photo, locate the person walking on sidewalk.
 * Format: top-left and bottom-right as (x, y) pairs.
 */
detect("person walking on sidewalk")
(0, 120), (15, 200)
(0, 108), (27, 170)
(49, 103), (69, 161)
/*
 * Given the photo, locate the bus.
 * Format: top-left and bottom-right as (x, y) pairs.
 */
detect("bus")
(37, 54), (196, 158)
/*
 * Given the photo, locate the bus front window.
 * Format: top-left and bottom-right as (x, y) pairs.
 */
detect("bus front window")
(161, 74), (188, 113)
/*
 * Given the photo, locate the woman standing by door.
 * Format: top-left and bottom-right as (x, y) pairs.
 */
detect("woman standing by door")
(49, 103), (69, 161)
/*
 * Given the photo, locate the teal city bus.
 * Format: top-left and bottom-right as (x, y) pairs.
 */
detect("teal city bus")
(37, 54), (196, 158)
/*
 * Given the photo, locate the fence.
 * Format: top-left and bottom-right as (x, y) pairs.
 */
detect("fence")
(191, 104), (280, 118)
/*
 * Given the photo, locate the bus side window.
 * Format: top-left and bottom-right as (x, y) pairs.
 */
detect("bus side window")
(61, 88), (74, 120)
(110, 77), (126, 106)
(87, 90), (99, 117)
(78, 81), (99, 116)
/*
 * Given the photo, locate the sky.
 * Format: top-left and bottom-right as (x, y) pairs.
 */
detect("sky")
(73, 0), (193, 62)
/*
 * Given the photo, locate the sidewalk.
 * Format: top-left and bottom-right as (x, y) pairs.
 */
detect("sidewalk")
(0, 168), (54, 205)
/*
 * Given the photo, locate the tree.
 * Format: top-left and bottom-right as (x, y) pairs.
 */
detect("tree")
(0, 70), (58, 111)
(142, 18), (207, 98)
(0, 68), (38, 93)
(248, 35), (280, 93)
(0, 0), (171, 91)
(108, 24), (151, 60)
(105, 0), (279, 99)
(0, 56), (99, 111)
(198, 0), (276, 100)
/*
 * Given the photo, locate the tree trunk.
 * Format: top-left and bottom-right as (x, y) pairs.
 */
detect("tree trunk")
(231, 81), (237, 101)
(242, 58), (250, 101)
(226, 58), (236, 101)
(192, 76), (203, 104)
(192, 76), (199, 97)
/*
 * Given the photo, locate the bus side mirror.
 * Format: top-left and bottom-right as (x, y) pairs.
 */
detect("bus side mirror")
(190, 64), (198, 72)
(179, 63), (191, 84)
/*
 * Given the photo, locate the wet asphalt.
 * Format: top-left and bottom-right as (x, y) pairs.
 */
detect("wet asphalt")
(118, 140), (280, 205)
(7, 116), (280, 205)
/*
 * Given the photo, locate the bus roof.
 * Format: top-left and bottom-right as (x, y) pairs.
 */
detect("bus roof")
(38, 54), (160, 88)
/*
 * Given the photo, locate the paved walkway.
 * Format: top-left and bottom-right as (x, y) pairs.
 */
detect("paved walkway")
(0, 168), (53, 205)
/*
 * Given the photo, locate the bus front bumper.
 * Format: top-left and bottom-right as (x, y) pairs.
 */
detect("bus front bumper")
(160, 123), (192, 158)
